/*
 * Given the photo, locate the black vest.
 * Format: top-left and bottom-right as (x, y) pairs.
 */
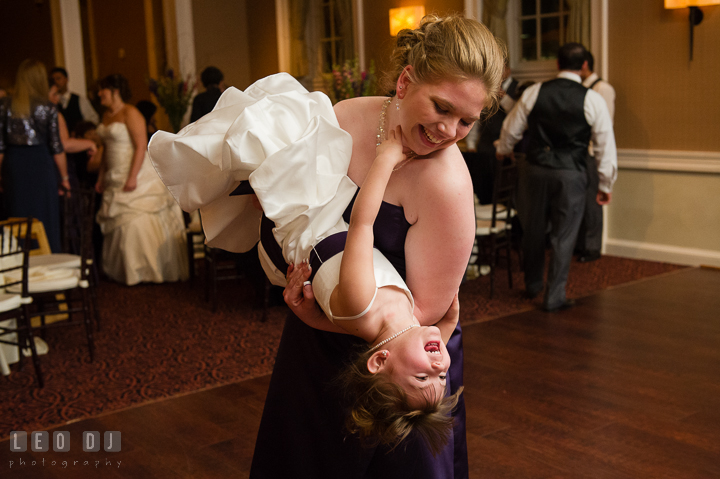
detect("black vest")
(59, 93), (83, 133)
(527, 78), (591, 172)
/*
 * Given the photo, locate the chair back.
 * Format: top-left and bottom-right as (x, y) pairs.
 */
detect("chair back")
(0, 218), (33, 298)
(491, 155), (520, 229)
(75, 189), (97, 282)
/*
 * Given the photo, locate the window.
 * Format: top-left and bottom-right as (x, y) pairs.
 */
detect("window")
(320, 0), (355, 72)
(519, 0), (570, 62)
(506, 0), (600, 82)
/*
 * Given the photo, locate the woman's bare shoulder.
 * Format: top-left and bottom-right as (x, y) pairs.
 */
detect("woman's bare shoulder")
(334, 96), (384, 130)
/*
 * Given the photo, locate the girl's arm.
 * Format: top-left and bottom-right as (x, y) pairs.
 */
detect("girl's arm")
(124, 106), (148, 192)
(330, 126), (406, 317)
(436, 292), (460, 344)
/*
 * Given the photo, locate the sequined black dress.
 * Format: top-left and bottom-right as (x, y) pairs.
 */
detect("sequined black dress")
(0, 98), (64, 252)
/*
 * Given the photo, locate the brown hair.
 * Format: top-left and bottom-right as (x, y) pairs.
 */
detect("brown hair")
(338, 348), (463, 455)
(12, 59), (50, 118)
(381, 14), (506, 115)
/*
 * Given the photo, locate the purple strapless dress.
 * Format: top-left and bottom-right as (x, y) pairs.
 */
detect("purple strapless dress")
(250, 193), (468, 479)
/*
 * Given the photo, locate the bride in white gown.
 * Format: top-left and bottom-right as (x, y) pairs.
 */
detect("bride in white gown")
(95, 74), (188, 285)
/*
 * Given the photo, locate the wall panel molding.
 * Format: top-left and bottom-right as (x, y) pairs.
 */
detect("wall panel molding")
(618, 149), (720, 174)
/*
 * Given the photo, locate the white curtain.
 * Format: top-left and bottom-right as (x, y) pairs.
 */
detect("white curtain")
(565, 0), (591, 48)
(483, 0), (510, 43)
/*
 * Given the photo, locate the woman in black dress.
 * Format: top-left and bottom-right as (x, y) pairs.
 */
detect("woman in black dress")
(0, 59), (70, 252)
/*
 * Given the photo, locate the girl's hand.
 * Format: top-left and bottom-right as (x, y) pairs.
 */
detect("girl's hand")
(375, 125), (407, 169)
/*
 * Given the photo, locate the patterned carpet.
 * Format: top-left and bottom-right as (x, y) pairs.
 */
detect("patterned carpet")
(0, 255), (685, 438)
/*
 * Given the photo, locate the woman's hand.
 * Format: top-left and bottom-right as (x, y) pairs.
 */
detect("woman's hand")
(436, 291), (460, 344)
(59, 179), (71, 197)
(283, 262), (324, 321)
(123, 176), (138, 192)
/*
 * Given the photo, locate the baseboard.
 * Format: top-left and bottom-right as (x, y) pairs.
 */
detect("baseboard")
(605, 238), (720, 268)
(617, 149), (720, 173)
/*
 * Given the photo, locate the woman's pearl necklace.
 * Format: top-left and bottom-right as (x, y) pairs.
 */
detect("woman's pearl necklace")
(368, 324), (420, 352)
(376, 97), (416, 172)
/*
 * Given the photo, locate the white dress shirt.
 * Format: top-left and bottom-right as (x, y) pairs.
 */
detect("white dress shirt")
(496, 71), (618, 193)
(583, 72), (615, 123)
(59, 90), (100, 125)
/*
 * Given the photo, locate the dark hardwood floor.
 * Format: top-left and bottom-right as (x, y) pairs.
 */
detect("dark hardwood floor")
(2, 267), (719, 478)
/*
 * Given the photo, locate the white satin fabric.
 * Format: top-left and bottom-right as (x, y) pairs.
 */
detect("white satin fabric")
(147, 73), (412, 316)
(96, 122), (188, 285)
(148, 73), (356, 269)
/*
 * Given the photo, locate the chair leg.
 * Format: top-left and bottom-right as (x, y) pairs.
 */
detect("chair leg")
(506, 237), (513, 290)
(81, 288), (95, 361)
(21, 305), (44, 388)
(186, 232), (196, 282)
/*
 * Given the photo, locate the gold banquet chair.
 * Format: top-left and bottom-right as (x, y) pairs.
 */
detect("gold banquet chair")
(0, 218), (44, 387)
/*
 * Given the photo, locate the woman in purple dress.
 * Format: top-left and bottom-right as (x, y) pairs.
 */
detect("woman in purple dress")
(250, 15), (505, 478)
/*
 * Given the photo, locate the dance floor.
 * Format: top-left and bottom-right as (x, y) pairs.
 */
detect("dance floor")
(1, 266), (718, 478)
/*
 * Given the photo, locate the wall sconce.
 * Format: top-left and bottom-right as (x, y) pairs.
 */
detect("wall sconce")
(389, 6), (426, 37)
(665, 0), (720, 60)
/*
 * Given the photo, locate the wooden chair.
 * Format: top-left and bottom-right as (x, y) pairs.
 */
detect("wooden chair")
(473, 156), (519, 298)
(7, 191), (97, 362)
(7, 218), (51, 256)
(27, 189), (101, 330)
(204, 243), (271, 320)
(0, 217), (44, 387)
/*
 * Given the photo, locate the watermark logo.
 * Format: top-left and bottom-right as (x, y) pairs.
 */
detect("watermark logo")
(10, 431), (120, 452)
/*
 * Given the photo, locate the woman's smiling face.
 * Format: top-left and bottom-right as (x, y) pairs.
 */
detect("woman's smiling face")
(396, 67), (487, 156)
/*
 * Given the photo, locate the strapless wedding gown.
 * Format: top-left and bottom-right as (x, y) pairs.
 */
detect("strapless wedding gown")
(96, 122), (188, 285)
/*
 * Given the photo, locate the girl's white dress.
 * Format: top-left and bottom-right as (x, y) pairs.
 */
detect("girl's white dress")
(148, 73), (411, 316)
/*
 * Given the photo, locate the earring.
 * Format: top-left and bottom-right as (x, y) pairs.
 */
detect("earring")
(381, 350), (388, 357)
(396, 98), (400, 111)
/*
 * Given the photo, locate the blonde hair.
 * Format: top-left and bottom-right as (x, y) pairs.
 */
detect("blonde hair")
(12, 59), (50, 118)
(338, 348), (463, 455)
(381, 14), (506, 115)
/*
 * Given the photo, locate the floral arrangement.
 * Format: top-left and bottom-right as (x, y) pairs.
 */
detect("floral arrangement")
(324, 58), (376, 104)
(148, 69), (195, 133)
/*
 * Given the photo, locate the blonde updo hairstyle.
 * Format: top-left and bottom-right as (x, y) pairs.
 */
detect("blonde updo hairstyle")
(382, 14), (506, 116)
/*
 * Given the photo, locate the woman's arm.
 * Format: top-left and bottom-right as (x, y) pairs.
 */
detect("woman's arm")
(51, 110), (71, 193)
(330, 126), (406, 317)
(58, 113), (97, 155)
(405, 149), (476, 325)
(284, 262), (348, 334)
(124, 106), (148, 192)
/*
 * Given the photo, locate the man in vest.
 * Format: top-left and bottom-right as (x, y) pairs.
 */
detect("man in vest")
(576, 50), (616, 263)
(495, 42), (617, 312)
(50, 67), (99, 132)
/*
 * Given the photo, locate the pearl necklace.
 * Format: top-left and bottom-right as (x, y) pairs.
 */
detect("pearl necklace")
(376, 97), (416, 172)
(368, 324), (420, 352)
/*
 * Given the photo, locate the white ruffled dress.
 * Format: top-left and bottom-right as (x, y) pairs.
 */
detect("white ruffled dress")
(148, 73), (411, 317)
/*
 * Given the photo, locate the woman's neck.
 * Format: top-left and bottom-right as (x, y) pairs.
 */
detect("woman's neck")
(108, 99), (125, 117)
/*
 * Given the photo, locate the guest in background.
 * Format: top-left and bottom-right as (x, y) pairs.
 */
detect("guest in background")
(135, 100), (158, 141)
(95, 74), (188, 285)
(49, 67), (99, 132)
(72, 121), (104, 189)
(496, 43), (617, 313)
(190, 66), (224, 123)
(0, 59), (70, 252)
(49, 84), (98, 191)
(464, 58), (520, 204)
(576, 50), (616, 263)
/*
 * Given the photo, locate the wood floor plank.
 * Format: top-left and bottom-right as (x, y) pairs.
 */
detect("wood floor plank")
(2, 267), (718, 478)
